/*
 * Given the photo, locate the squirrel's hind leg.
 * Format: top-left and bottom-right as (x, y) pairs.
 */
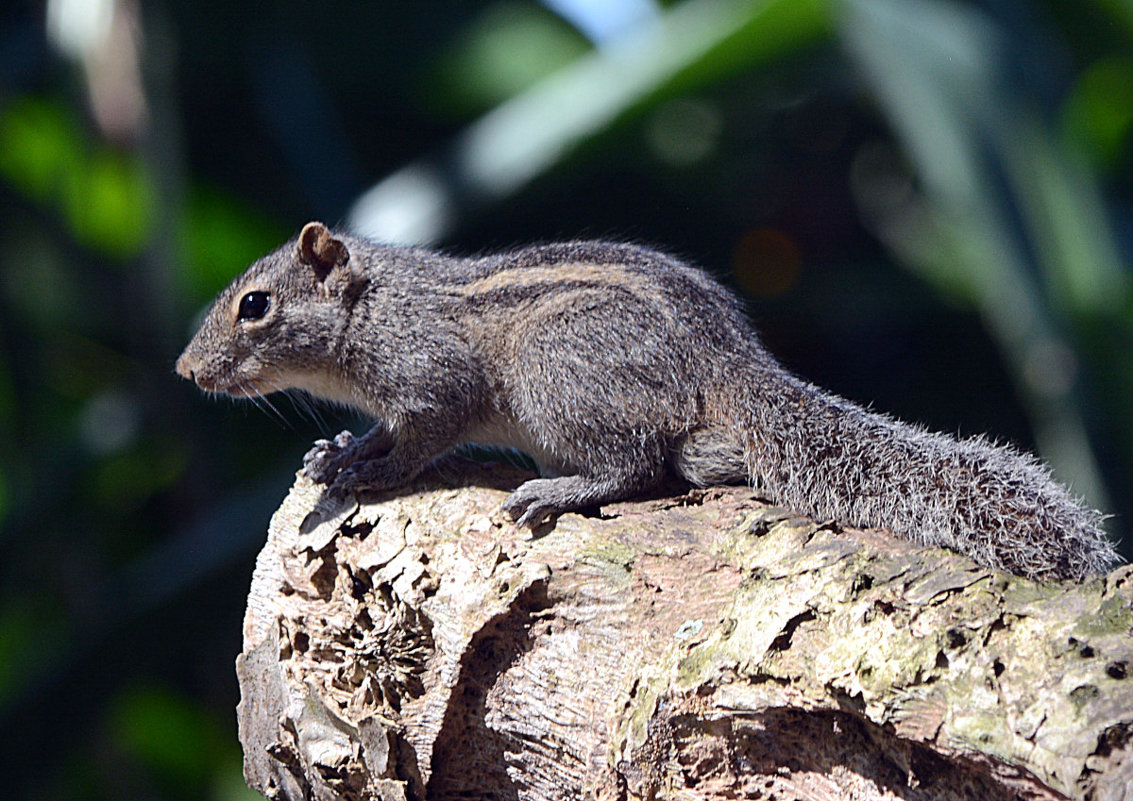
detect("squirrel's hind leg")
(503, 472), (654, 528)
(503, 435), (668, 528)
(671, 425), (747, 487)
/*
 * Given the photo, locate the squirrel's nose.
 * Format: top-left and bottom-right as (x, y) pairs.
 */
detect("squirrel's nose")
(176, 352), (198, 382)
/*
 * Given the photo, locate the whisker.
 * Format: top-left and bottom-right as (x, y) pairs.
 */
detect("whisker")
(230, 379), (292, 430)
(283, 389), (327, 430)
(256, 380), (298, 431)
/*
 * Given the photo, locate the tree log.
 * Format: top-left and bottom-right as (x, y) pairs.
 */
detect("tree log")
(236, 460), (1133, 801)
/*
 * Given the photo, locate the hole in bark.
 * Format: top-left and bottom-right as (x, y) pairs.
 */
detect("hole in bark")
(308, 557), (338, 598)
(768, 610), (816, 652)
(1093, 721), (1133, 758)
(1069, 636), (1095, 658)
(993, 659), (1005, 677)
(944, 628), (967, 649)
(350, 569), (371, 600)
(1106, 661), (1129, 680)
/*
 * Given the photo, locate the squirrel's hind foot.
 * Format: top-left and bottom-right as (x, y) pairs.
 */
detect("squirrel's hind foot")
(503, 473), (654, 529)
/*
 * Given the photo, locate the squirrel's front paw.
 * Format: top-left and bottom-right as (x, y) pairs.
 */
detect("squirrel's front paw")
(326, 457), (415, 499)
(303, 430), (358, 483)
(503, 479), (562, 528)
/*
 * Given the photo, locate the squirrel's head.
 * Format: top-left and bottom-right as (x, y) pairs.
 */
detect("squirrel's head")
(176, 221), (366, 399)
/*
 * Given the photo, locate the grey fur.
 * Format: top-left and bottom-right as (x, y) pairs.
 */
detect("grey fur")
(177, 223), (1120, 580)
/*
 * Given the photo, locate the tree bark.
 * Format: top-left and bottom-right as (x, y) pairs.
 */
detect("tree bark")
(236, 460), (1133, 801)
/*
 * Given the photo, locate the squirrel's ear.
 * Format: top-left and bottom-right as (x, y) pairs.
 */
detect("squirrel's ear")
(296, 222), (350, 282)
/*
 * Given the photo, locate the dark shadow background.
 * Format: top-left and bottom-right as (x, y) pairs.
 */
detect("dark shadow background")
(1, 1), (1131, 798)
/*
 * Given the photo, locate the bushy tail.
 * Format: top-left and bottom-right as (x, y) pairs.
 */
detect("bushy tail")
(679, 375), (1120, 581)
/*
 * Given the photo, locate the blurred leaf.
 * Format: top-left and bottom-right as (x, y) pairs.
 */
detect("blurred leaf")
(0, 96), (84, 202)
(1001, 117), (1129, 318)
(668, 0), (831, 92)
(0, 597), (69, 715)
(429, 2), (590, 116)
(64, 150), (152, 260)
(110, 684), (228, 785)
(0, 95), (152, 259)
(87, 437), (189, 515)
(1063, 56), (1133, 173)
(211, 760), (264, 801)
(180, 185), (287, 299)
(841, 0), (1121, 511)
(1087, 0), (1133, 35)
(352, 0), (834, 243)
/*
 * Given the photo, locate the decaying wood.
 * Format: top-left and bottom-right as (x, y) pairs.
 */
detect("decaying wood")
(236, 460), (1133, 801)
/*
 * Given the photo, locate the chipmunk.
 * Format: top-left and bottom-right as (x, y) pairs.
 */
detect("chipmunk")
(177, 222), (1120, 580)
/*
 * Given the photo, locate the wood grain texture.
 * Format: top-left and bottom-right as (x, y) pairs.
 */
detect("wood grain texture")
(237, 461), (1133, 801)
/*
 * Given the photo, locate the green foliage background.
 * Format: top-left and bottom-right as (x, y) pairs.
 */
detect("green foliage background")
(0, 1), (1130, 798)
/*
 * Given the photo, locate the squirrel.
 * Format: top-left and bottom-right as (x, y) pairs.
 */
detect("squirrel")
(177, 221), (1120, 581)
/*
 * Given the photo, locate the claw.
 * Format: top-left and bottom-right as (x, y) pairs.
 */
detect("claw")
(302, 429), (358, 483)
(513, 507), (543, 529)
(505, 486), (554, 529)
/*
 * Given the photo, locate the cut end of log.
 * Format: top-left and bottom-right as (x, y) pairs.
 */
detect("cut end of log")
(237, 460), (1133, 800)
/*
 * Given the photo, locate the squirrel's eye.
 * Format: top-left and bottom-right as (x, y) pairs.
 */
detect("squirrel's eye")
(238, 291), (270, 321)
